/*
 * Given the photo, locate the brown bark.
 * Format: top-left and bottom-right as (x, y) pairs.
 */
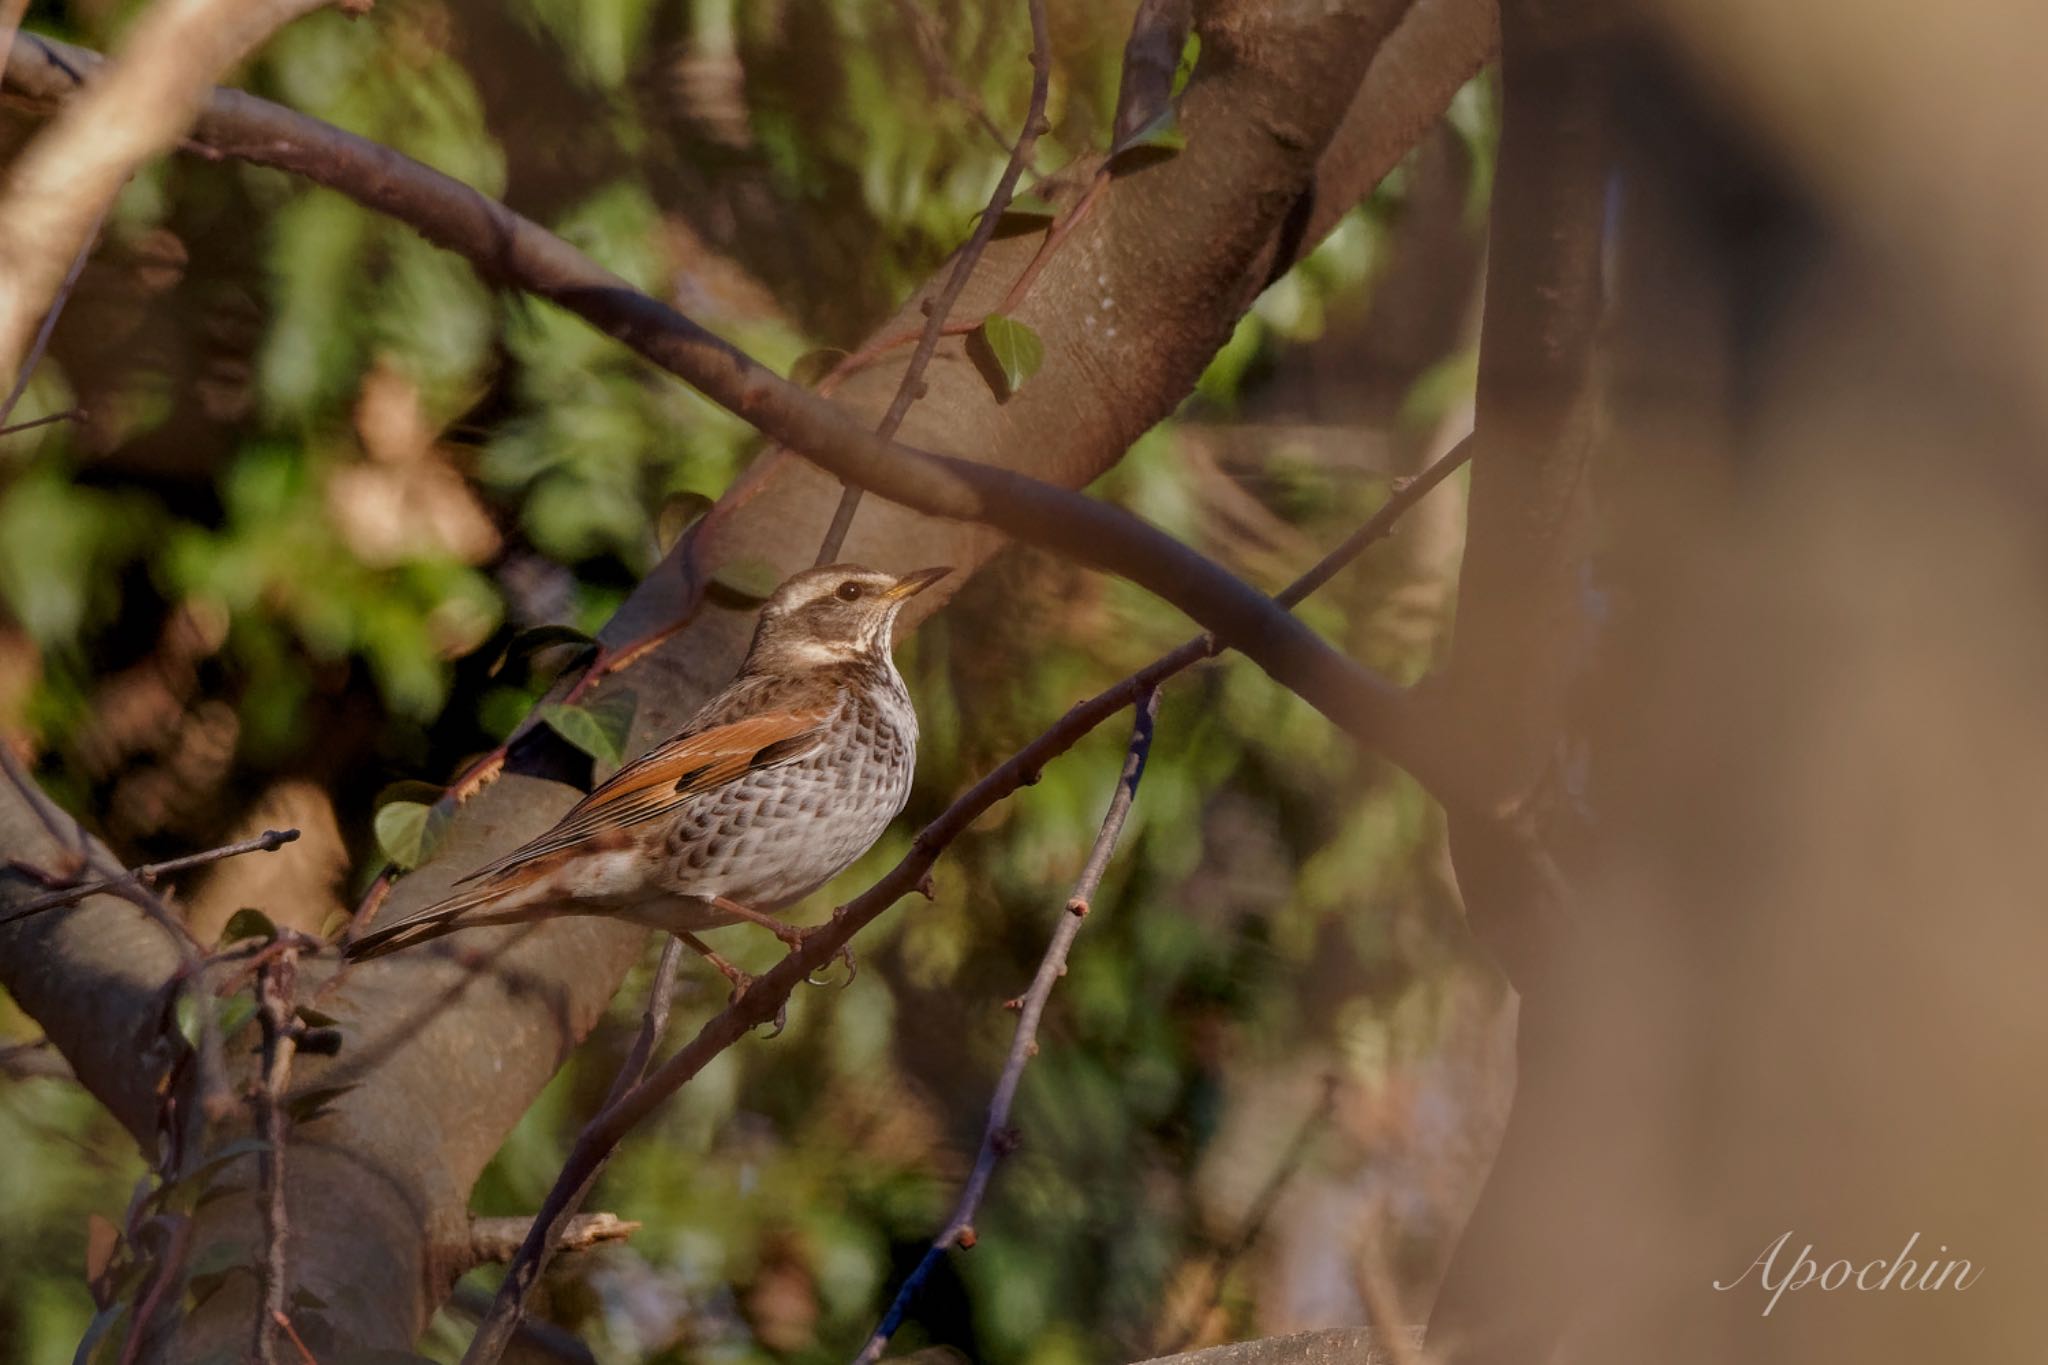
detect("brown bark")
(0, 0), (331, 385)
(0, 1), (1495, 1355)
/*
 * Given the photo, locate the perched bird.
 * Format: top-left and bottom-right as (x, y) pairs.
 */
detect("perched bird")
(344, 563), (948, 967)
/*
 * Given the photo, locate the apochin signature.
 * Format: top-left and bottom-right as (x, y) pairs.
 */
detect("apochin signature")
(1715, 1231), (1982, 1315)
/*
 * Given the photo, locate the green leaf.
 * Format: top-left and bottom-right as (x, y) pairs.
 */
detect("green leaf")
(373, 800), (442, 871)
(1109, 106), (1187, 171)
(172, 991), (204, 1050)
(540, 690), (637, 767)
(489, 624), (598, 678)
(218, 907), (277, 945)
(1172, 32), (1202, 98)
(974, 315), (1045, 400)
(216, 992), (258, 1042)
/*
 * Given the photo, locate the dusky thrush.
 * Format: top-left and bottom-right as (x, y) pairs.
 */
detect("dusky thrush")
(343, 563), (948, 965)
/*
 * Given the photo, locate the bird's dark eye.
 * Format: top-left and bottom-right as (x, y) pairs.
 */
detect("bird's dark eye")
(835, 581), (864, 602)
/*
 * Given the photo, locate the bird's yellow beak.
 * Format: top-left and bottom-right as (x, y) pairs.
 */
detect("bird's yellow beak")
(886, 566), (952, 599)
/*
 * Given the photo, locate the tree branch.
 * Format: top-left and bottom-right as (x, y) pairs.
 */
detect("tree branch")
(854, 690), (1160, 1365)
(253, 940), (306, 1365)
(0, 0), (334, 387)
(5, 9), (1459, 796)
(464, 1213), (639, 1268)
(814, 0), (1053, 564)
(456, 440), (1470, 1360)
(1, 827), (300, 926)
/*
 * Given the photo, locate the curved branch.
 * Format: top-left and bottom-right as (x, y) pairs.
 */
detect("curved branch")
(813, 0), (1054, 563)
(855, 691), (1161, 1364)
(6, 10), (1458, 795)
(451, 440), (1473, 1361)
(0, 0), (331, 386)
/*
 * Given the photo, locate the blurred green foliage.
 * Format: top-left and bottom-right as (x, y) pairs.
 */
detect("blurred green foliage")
(0, 2), (1498, 1362)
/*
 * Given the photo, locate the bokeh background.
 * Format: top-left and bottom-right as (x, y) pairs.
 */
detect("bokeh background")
(0, 3), (1505, 1360)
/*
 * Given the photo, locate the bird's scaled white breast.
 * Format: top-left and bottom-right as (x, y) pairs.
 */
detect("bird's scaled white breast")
(663, 670), (918, 911)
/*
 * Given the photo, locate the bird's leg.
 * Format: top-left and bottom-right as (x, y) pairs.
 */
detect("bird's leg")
(711, 896), (856, 987)
(678, 931), (749, 992)
(709, 896), (804, 948)
(678, 931), (788, 1036)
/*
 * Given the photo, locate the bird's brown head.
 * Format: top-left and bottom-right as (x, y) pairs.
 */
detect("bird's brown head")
(743, 563), (950, 672)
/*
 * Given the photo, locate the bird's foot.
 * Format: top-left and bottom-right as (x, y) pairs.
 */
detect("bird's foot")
(681, 931), (788, 1035)
(796, 927), (858, 988)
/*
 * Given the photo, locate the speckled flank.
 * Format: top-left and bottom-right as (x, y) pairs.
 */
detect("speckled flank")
(663, 657), (917, 915)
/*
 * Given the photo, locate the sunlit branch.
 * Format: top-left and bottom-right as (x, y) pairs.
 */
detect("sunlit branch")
(853, 690), (1159, 1365)
(3, 26), (1449, 799)
(452, 438), (1471, 1361)
(814, 0), (1054, 564)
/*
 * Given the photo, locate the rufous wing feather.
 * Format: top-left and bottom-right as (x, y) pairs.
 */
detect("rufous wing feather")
(449, 705), (834, 886)
(343, 706), (834, 962)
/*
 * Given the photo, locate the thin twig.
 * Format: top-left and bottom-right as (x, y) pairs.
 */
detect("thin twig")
(0, 207), (99, 431)
(0, 406), (83, 438)
(0, 827), (300, 926)
(271, 1309), (319, 1365)
(853, 689), (1160, 1365)
(891, 0), (1018, 157)
(252, 941), (304, 1365)
(458, 937), (680, 1365)
(466, 1212), (639, 1268)
(814, 0), (1053, 565)
(116, 1212), (192, 1365)
(456, 440), (1471, 1363)
(605, 936), (683, 1105)
(449, 1285), (600, 1365)
(0, 748), (212, 962)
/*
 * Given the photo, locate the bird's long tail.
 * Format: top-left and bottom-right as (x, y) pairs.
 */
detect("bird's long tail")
(341, 880), (536, 962)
